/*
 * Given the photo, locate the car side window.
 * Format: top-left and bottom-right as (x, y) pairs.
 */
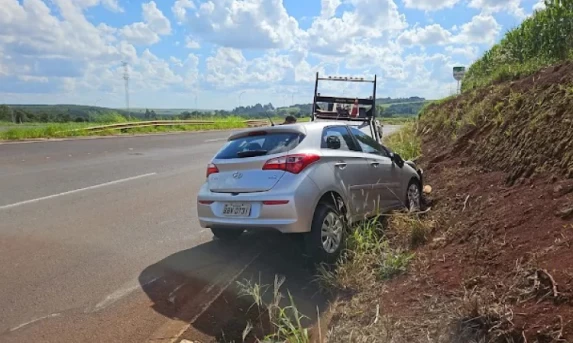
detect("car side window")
(321, 126), (360, 151)
(349, 127), (389, 157)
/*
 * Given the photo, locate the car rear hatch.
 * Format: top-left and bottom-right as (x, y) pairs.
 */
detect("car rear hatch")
(207, 128), (306, 193)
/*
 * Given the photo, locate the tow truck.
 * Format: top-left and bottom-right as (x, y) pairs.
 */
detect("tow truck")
(310, 72), (384, 142)
(310, 72), (426, 199)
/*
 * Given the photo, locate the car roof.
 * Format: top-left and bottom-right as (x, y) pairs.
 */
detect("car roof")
(227, 120), (374, 141)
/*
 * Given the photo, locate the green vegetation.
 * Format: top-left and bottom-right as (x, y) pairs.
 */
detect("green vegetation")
(418, 0), (573, 181)
(377, 96), (425, 105)
(383, 122), (421, 161)
(379, 116), (417, 126)
(236, 275), (310, 343)
(0, 117), (249, 140)
(462, 0), (573, 91)
(378, 101), (429, 117)
(0, 96), (426, 129)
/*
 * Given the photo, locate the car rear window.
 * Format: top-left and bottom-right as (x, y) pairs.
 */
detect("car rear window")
(214, 132), (305, 159)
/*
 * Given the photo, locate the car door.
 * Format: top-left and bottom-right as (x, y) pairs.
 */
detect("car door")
(348, 127), (403, 212)
(320, 125), (372, 220)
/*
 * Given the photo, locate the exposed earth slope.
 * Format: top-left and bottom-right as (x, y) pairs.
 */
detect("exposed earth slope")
(326, 61), (573, 342)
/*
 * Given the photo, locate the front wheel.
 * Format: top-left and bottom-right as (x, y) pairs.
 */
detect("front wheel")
(304, 203), (346, 264)
(211, 228), (243, 241)
(406, 179), (422, 212)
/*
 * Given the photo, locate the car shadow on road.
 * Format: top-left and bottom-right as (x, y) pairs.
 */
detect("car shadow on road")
(139, 231), (331, 342)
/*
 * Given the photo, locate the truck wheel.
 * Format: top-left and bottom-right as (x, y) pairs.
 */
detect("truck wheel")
(304, 202), (346, 264)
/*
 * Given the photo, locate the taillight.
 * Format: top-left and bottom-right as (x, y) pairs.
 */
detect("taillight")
(206, 163), (219, 177)
(262, 154), (320, 174)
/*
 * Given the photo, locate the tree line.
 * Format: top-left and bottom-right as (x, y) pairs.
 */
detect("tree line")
(0, 97), (427, 124)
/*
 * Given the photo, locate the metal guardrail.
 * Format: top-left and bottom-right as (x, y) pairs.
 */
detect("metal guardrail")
(64, 119), (270, 133)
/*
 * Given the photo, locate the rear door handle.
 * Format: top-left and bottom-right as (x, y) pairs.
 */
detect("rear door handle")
(370, 161), (380, 167)
(334, 161), (347, 169)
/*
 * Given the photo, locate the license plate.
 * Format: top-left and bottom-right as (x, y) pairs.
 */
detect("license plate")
(222, 203), (251, 217)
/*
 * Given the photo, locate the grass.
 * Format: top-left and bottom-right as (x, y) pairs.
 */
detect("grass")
(0, 117), (250, 140)
(383, 121), (421, 161)
(461, 0), (573, 92)
(236, 274), (310, 343)
(379, 116), (417, 125)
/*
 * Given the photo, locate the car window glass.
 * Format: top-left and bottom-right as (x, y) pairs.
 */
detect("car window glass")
(349, 127), (389, 157)
(321, 126), (359, 151)
(215, 132), (303, 159)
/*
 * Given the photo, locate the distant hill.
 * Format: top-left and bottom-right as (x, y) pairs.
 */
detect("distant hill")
(8, 104), (129, 117)
(376, 96), (425, 104)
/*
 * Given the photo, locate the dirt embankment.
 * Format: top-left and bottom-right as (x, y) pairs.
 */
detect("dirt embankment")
(330, 62), (573, 342)
(420, 62), (573, 184)
(420, 61), (573, 340)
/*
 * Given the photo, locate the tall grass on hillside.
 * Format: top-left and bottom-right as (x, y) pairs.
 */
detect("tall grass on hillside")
(383, 122), (421, 161)
(462, 0), (573, 91)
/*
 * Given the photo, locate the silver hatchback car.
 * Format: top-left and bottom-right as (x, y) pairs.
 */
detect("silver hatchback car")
(196, 121), (423, 263)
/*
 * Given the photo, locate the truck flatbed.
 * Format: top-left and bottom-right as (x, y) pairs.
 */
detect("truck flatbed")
(310, 73), (382, 142)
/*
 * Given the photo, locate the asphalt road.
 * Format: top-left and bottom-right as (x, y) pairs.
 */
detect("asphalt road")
(0, 125), (401, 343)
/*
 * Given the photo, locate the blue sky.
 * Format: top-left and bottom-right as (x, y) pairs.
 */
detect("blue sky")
(0, 0), (546, 110)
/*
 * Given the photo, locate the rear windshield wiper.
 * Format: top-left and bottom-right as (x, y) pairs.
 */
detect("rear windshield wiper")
(236, 149), (268, 158)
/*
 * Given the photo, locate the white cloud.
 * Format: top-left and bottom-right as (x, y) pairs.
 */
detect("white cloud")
(397, 14), (500, 47)
(0, 0), (523, 107)
(397, 24), (454, 46)
(321, 0), (341, 18)
(453, 13), (501, 45)
(205, 48), (300, 90)
(468, 0), (525, 18)
(402, 0), (460, 11)
(74, 0), (124, 12)
(306, 0), (406, 56)
(0, 0), (126, 65)
(120, 1), (171, 45)
(172, 0), (195, 23)
(0, 0), (196, 100)
(179, 0), (304, 50)
(185, 36), (200, 49)
(445, 45), (479, 60)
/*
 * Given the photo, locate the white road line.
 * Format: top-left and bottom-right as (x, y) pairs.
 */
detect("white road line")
(90, 276), (162, 313)
(10, 313), (62, 332)
(204, 138), (227, 143)
(0, 172), (157, 210)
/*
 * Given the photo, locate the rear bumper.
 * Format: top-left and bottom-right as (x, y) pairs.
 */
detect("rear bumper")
(196, 176), (320, 234)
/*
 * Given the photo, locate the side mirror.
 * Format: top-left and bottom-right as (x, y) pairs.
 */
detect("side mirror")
(390, 152), (405, 168)
(326, 136), (341, 149)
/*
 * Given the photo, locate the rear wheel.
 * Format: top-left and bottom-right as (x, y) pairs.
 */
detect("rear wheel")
(211, 228), (244, 241)
(406, 179), (422, 212)
(304, 202), (346, 264)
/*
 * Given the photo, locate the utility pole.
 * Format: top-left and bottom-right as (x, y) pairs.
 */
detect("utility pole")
(238, 91), (246, 107)
(122, 61), (130, 115)
(195, 94), (198, 119)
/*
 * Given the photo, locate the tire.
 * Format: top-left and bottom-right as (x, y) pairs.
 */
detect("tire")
(406, 179), (422, 212)
(211, 228), (244, 241)
(304, 202), (346, 265)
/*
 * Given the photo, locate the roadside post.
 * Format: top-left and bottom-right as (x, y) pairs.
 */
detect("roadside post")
(453, 66), (466, 94)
